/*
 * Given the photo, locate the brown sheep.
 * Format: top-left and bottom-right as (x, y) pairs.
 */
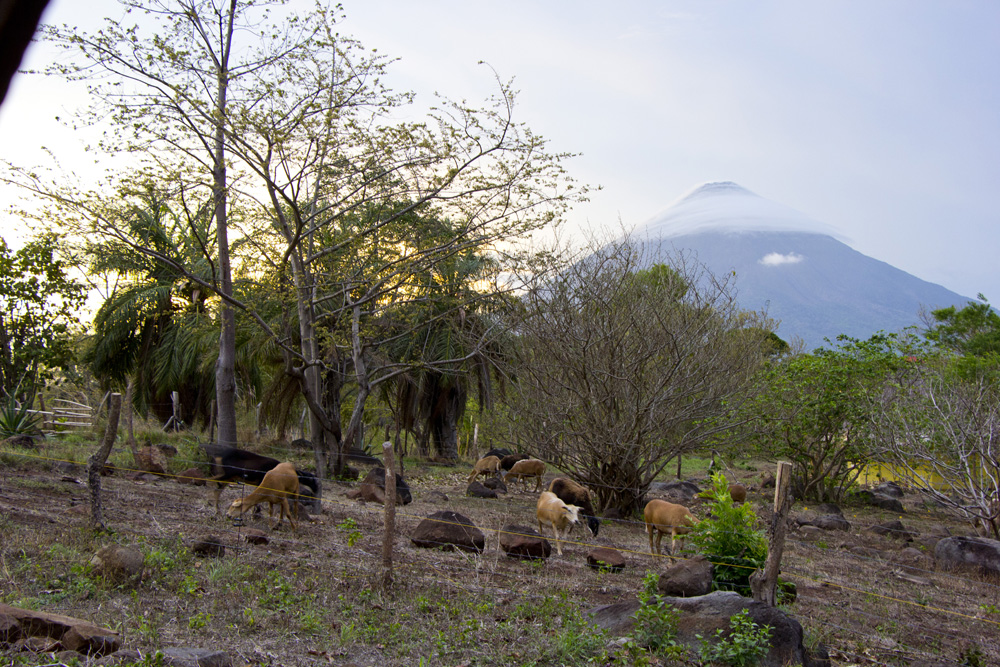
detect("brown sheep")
(536, 491), (581, 556)
(504, 458), (546, 492)
(226, 462), (299, 530)
(547, 477), (600, 536)
(467, 455), (502, 484)
(643, 499), (696, 557)
(729, 483), (748, 504)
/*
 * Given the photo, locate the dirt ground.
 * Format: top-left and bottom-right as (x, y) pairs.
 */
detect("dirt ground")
(1, 448), (999, 666)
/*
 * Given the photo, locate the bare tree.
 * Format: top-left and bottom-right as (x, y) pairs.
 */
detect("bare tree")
(503, 234), (774, 515)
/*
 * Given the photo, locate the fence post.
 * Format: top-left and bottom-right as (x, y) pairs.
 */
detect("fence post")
(381, 441), (396, 589)
(88, 393), (122, 531)
(751, 460), (793, 606)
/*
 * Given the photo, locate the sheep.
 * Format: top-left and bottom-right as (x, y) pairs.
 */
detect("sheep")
(536, 491), (581, 556)
(547, 477), (600, 537)
(500, 453), (530, 471)
(643, 499), (697, 557)
(203, 445), (319, 513)
(226, 462), (299, 530)
(504, 458), (546, 492)
(467, 455), (502, 484)
(729, 483), (747, 504)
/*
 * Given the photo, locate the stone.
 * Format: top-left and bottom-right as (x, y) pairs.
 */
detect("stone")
(649, 480), (701, 502)
(870, 493), (905, 513)
(160, 647), (233, 667)
(812, 514), (851, 531)
(90, 545), (144, 585)
(243, 529), (269, 545)
(589, 590), (821, 667)
(135, 446), (167, 475)
(759, 472), (776, 489)
(177, 468), (207, 486)
(190, 537), (225, 558)
(657, 555), (713, 597)
(869, 520), (915, 541)
(466, 481), (497, 499)
(874, 481), (904, 498)
(934, 536), (1000, 578)
(155, 443), (178, 458)
(500, 524), (552, 560)
(0, 603), (120, 656)
(483, 477), (507, 494)
(587, 547), (626, 573)
(424, 490), (450, 503)
(2, 434), (37, 449)
(814, 503), (842, 515)
(411, 511), (485, 553)
(346, 467), (412, 505)
(798, 525), (825, 538)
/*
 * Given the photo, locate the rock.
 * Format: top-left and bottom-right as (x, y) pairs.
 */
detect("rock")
(587, 547), (626, 573)
(347, 467), (412, 505)
(135, 446), (167, 475)
(177, 468), (207, 486)
(2, 434), (37, 449)
(814, 503), (842, 515)
(871, 493), (905, 513)
(657, 555), (713, 597)
(90, 545), (144, 585)
(798, 525), (825, 539)
(483, 477), (507, 494)
(875, 481), (904, 498)
(14, 635), (62, 652)
(466, 481), (497, 499)
(411, 511), (485, 553)
(649, 480), (701, 502)
(589, 590), (819, 667)
(759, 472), (776, 489)
(243, 529), (269, 545)
(869, 520), (915, 541)
(190, 537), (225, 558)
(917, 525), (952, 551)
(0, 603), (120, 656)
(898, 547), (927, 562)
(850, 546), (882, 559)
(155, 443), (178, 458)
(424, 490), (450, 503)
(812, 514), (851, 531)
(934, 536), (1000, 578)
(500, 524), (552, 560)
(160, 647), (233, 667)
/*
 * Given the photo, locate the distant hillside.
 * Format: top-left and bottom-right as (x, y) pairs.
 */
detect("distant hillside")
(638, 183), (972, 350)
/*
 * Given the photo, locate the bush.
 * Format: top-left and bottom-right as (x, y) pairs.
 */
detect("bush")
(698, 608), (772, 666)
(689, 473), (767, 596)
(631, 571), (681, 654)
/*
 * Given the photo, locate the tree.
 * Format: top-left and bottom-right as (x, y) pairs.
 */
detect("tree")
(735, 333), (911, 502)
(0, 233), (86, 404)
(503, 236), (774, 515)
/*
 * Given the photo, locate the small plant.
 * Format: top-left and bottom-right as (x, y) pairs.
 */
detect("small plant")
(689, 473), (768, 596)
(188, 611), (211, 629)
(337, 517), (362, 547)
(697, 608), (772, 667)
(0, 394), (41, 438)
(632, 571), (681, 654)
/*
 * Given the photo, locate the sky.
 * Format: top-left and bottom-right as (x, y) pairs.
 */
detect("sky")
(1, 0), (998, 301)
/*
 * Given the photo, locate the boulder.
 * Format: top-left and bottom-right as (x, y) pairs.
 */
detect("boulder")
(812, 514), (851, 531)
(411, 511), (485, 553)
(90, 545), (144, 585)
(874, 481), (904, 498)
(934, 536), (1000, 578)
(466, 481), (497, 499)
(871, 493), (905, 513)
(134, 446), (167, 475)
(814, 503), (842, 515)
(587, 547), (626, 573)
(500, 524), (552, 560)
(154, 443), (178, 458)
(590, 590), (822, 667)
(243, 529), (269, 545)
(159, 647), (233, 667)
(0, 603), (120, 656)
(483, 477), (507, 494)
(649, 480), (701, 502)
(176, 468), (207, 486)
(657, 555), (713, 597)
(868, 520), (915, 541)
(190, 537), (225, 558)
(3, 434), (37, 449)
(347, 467), (412, 505)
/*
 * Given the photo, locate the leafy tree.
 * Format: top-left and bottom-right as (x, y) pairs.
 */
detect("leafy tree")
(924, 294), (1000, 358)
(503, 235), (774, 514)
(0, 233), (86, 404)
(735, 333), (912, 502)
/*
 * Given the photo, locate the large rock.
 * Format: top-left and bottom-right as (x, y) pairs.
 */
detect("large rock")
(868, 520), (915, 541)
(160, 647), (233, 667)
(649, 480), (701, 503)
(346, 467), (412, 505)
(190, 537), (225, 558)
(934, 536), (1000, 578)
(134, 446), (167, 475)
(0, 603), (120, 656)
(176, 467), (207, 486)
(483, 477), (507, 494)
(874, 481), (904, 498)
(90, 545), (144, 585)
(411, 511), (485, 553)
(587, 547), (626, 573)
(500, 524), (551, 560)
(590, 591), (823, 667)
(812, 514), (851, 531)
(657, 555), (713, 597)
(466, 481), (497, 499)
(2, 434), (37, 449)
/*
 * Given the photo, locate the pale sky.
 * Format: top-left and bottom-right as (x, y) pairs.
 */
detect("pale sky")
(2, 0), (998, 301)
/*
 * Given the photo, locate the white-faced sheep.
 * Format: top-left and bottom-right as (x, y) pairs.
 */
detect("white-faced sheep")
(504, 459), (546, 492)
(226, 462), (299, 530)
(536, 491), (581, 556)
(467, 455), (502, 484)
(643, 499), (696, 557)
(547, 477), (600, 537)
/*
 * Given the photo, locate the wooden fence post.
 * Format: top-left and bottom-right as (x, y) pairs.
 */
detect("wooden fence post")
(382, 441), (396, 589)
(751, 461), (793, 606)
(88, 393), (122, 531)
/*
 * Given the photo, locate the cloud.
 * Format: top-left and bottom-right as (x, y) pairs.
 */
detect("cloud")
(759, 252), (804, 266)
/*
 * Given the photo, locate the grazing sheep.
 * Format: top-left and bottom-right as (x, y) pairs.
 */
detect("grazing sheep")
(203, 445), (319, 513)
(547, 477), (600, 537)
(643, 499), (696, 557)
(504, 458), (546, 492)
(536, 491), (581, 556)
(226, 462), (299, 530)
(500, 453), (530, 471)
(729, 483), (747, 504)
(467, 455), (502, 484)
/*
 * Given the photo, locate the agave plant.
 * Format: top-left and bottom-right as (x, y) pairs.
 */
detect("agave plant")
(0, 394), (42, 438)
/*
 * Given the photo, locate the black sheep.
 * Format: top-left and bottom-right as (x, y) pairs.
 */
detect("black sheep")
(547, 477), (600, 537)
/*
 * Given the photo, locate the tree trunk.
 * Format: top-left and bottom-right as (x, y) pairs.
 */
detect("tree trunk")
(88, 393), (122, 531)
(125, 380), (138, 468)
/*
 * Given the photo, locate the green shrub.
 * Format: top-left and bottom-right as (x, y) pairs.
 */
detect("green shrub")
(632, 571), (681, 654)
(689, 473), (767, 596)
(697, 608), (772, 667)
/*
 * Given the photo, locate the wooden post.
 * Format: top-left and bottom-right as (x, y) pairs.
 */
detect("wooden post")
(88, 393), (122, 531)
(171, 391), (181, 432)
(751, 461), (793, 606)
(381, 441), (396, 589)
(208, 399), (217, 444)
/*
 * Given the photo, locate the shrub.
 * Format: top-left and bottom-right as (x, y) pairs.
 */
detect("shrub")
(632, 571), (681, 654)
(689, 473), (767, 596)
(698, 608), (772, 667)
